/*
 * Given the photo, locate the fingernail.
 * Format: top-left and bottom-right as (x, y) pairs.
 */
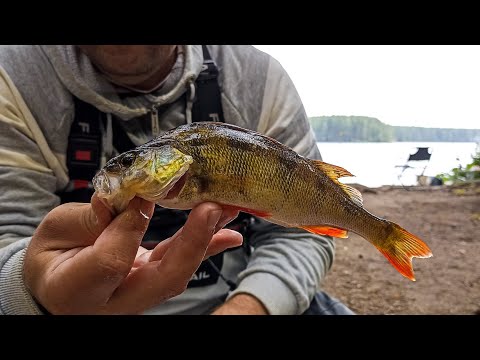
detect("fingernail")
(131, 197), (154, 220)
(207, 209), (222, 229)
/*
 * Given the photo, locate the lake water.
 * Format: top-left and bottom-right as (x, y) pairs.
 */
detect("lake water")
(316, 142), (479, 188)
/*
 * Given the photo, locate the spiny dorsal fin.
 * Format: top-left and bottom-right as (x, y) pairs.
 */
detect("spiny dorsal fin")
(311, 160), (363, 207)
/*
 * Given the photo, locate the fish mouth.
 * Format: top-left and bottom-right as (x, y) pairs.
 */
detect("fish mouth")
(92, 167), (186, 205)
(93, 169), (120, 196)
(163, 172), (189, 200)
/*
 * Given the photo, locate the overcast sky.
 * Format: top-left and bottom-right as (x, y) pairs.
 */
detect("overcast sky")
(253, 45), (480, 130)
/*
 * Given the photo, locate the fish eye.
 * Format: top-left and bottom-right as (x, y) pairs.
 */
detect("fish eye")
(120, 153), (136, 167)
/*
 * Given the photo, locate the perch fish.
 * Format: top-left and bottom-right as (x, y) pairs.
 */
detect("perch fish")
(93, 122), (433, 281)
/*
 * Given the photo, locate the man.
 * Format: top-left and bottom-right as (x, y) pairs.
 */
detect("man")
(0, 45), (349, 315)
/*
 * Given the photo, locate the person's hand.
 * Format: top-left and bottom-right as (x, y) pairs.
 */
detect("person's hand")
(23, 194), (242, 315)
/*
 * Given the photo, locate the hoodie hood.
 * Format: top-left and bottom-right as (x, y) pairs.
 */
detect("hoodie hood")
(40, 45), (204, 120)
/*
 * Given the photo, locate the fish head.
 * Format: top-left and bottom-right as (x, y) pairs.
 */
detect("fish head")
(93, 145), (193, 213)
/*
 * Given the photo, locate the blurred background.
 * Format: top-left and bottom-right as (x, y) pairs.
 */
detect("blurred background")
(253, 45), (480, 314)
(254, 45), (480, 188)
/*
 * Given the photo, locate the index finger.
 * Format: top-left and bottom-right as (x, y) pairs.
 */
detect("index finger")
(106, 202), (223, 313)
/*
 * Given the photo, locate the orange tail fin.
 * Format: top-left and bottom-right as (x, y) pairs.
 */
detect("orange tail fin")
(375, 222), (432, 281)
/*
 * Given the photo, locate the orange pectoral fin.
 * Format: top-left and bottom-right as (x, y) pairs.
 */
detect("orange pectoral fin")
(299, 225), (349, 238)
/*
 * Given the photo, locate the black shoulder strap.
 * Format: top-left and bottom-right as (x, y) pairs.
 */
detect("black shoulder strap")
(191, 45), (225, 123)
(66, 97), (103, 186)
(57, 97), (103, 202)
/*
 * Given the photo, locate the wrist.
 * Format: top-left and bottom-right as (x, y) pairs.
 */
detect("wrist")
(212, 293), (269, 315)
(34, 298), (51, 315)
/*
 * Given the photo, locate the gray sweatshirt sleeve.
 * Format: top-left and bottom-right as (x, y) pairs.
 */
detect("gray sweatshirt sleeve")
(0, 240), (43, 315)
(0, 66), (60, 314)
(226, 54), (336, 314)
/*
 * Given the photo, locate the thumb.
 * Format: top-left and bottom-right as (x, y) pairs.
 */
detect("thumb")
(91, 193), (116, 231)
(47, 197), (156, 307)
(93, 196), (155, 255)
(78, 193), (116, 239)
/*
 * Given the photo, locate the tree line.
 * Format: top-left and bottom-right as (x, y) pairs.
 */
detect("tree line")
(310, 116), (480, 142)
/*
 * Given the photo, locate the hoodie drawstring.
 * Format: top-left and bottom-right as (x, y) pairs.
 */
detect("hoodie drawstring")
(185, 79), (196, 124)
(101, 113), (113, 167)
(151, 106), (160, 138)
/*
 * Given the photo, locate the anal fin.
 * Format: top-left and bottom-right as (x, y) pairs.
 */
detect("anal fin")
(299, 225), (348, 238)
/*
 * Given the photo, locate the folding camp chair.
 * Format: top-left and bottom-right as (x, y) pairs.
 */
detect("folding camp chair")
(395, 147), (432, 185)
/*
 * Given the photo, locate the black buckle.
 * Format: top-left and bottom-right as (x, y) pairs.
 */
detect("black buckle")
(66, 137), (101, 180)
(197, 59), (219, 82)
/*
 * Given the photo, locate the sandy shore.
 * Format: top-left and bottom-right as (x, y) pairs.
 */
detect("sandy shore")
(321, 182), (480, 315)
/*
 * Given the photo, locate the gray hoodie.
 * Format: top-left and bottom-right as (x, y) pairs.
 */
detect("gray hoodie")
(0, 45), (335, 315)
